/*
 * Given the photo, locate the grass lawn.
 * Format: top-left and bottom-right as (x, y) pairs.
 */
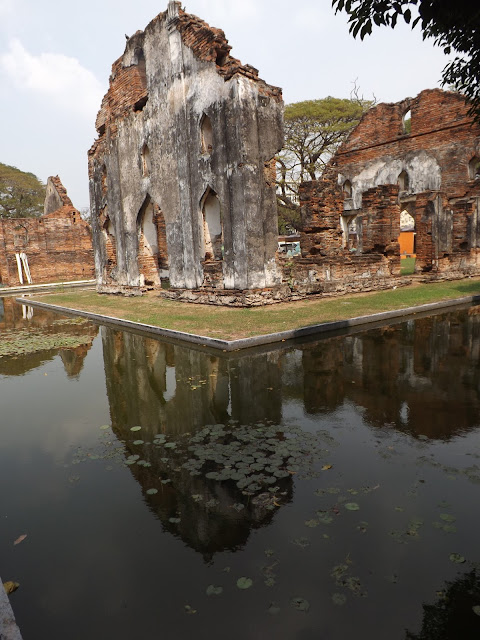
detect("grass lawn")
(34, 278), (480, 341)
(401, 257), (416, 275)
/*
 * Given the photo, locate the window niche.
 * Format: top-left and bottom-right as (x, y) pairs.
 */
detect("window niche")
(402, 109), (412, 135)
(468, 156), (480, 180)
(398, 170), (410, 193)
(200, 114), (214, 155)
(141, 143), (151, 177)
(343, 180), (352, 198)
(201, 188), (222, 261)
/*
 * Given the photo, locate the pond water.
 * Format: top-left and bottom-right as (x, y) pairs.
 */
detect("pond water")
(1, 296), (480, 639)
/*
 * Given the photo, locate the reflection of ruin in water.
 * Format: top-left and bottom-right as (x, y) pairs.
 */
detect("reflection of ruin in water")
(0, 297), (98, 378)
(101, 305), (480, 557)
(102, 328), (290, 559)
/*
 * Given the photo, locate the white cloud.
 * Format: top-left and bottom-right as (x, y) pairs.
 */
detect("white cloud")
(0, 39), (104, 119)
(0, 0), (13, 16)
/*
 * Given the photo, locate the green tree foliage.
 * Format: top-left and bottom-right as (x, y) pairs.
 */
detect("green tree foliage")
(332, 0), (480, 121)
(276, 96), (370, 233)
(0, 163), (45, 219)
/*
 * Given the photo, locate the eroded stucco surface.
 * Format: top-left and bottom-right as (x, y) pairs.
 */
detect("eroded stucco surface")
(89, 1), (283, 292)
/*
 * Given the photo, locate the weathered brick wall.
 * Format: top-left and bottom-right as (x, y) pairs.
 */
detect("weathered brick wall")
(337, 89), (479, 200)
(291, 176), (401, 294)
(292, 89), (480, 291)
(0, 177), (94, 287)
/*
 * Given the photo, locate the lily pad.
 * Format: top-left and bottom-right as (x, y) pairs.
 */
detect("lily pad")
(345, 503), (360, 511)
(146, 488), (158, 495)
(133, 440), (144, 445)
(130, 426), (142, 432)
(267, 603), (281, 615)
(100, 425), (110, 430)
(449, 553), (466, 564)
(291, 597), (310, 612)
(472, 605), (480, 616)
(236, 577), (253, 590)
(206, 585), (223, 596)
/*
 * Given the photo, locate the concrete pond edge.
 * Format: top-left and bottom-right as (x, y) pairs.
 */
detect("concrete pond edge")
(16, 293), (480, 352)
(0, 578), (23, 640)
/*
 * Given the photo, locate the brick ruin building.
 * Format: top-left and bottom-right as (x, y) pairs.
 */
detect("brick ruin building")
(88, 1), (283, 294)
(0, 176), (94, 287)
(88, 1), (480, 306)
(291, 89), (480, 297)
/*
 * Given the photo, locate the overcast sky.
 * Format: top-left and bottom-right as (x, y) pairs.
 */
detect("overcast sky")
(0, 0), (451, 209)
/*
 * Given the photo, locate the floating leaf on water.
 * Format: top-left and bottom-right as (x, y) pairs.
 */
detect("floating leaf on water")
(133, 440), (144, 446)
(291, 597), (309, 612)
(236, 577), (253, 590)
(125, 460), (136, 465)
(322, 464), (333, 471)
(3, 581), (19, 595)
(264, 577), (276, 587)
(232, 503), (245, 512)
(267, 603), (281, 615)
(394, 506), (405, 512)
(130, 427), (142, 432)
(165, 442), (177, 449)
(305, 519), (319, 528)
(146, 488), (158, 495)
(161, 479), (172, 485)
(449, 553), (466, 564)
(291, 537), (310, 549)
(169, 517), (181, 524)
(473, 605), (480, 616)
(184, 604), (197, 615)
(439, 514), (456, 523)
(206, 585), (223, 596)
(345, 503), (360, 511)
(13, 534), (27, 546)
(100, 425), (110, 430)
(332, 592), (347, 606)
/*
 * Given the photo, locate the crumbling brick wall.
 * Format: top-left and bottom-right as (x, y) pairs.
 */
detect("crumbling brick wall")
(89, 1), (283, 293)
(288, 89), (480, 295)
(0, 176), (94, 287)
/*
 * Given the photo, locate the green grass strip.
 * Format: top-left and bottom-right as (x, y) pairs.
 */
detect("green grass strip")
(35, 278), (480, 341)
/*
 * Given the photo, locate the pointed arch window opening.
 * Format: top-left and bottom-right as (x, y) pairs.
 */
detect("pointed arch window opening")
(398, 170), (410, 193)
(468, 156), (480, 180)
(402, 109), (412, 135)
(201, 187), (223, 261)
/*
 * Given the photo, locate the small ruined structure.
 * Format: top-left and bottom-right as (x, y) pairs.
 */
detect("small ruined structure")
(0, 176), (94, 287)
(89, 1), (283, 294)
(292, 89), (480, 296)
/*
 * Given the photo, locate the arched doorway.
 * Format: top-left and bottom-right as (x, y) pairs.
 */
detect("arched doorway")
(137, 196), (168, 285)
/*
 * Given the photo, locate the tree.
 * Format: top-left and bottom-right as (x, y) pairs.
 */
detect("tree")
(0, 163), (45, 218)
(276, 96), (371, 233)
(332, 0), (480, 121)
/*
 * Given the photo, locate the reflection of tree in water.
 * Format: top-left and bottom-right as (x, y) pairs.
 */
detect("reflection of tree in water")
(302, 308), (480, 440)
(406, 570), (480, 639)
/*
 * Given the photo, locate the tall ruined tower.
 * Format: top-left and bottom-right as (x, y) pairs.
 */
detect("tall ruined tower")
(88, 1), (284, 291)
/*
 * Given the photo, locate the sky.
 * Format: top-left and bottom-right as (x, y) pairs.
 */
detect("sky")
(0, 0), (452, 210)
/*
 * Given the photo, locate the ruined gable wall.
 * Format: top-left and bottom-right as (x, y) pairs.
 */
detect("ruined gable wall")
(0, 177), (94, 286)
(335, 89), (480, 205)
(89, 2), (283, 292)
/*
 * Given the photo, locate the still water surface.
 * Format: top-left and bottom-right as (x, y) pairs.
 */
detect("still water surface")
(1, 296), (480, 639)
